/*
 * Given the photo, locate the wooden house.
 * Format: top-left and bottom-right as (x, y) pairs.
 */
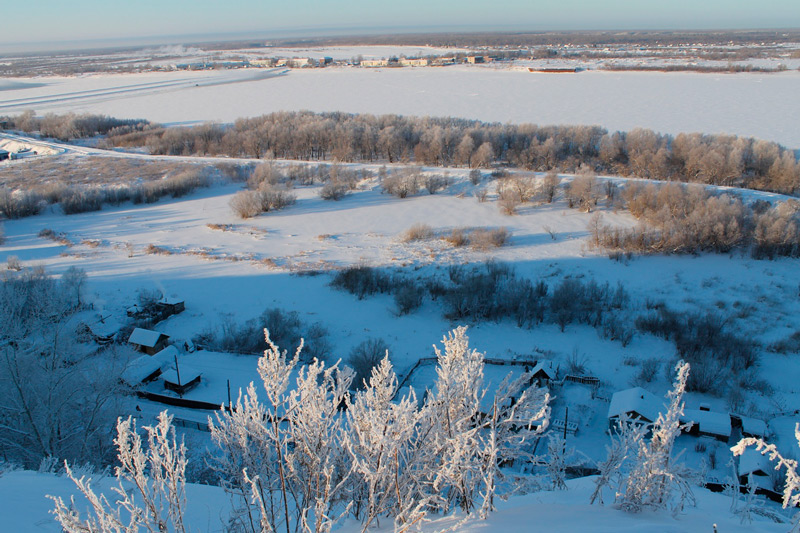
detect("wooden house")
(128, 327), (170, 355)
(162, 365), (202, 395)
(607, 387), (662, 428)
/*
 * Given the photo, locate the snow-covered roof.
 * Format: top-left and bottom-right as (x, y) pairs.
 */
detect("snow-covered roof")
(607, 387), (662, 422)
(530, 361), (556, 379)
(128, 327), (168, 347)
(738, 448), (773, 477)
(740, 416), (768, 438)
(162, 365), (202, 386)
(121, 346), (178, 385)
(682, 408), (731, 438)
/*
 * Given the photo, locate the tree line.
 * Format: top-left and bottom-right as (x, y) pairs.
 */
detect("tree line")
(97, 111), (800, 195)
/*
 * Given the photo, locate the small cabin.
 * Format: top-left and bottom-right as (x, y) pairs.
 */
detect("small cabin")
(128, 328), (170, 355)
(681, 408), (732, 442)
(737, 448), (774, 489)
(529, 361), (556, 386)
(607, 387), (662, 428)
(161, 365), (202, 395)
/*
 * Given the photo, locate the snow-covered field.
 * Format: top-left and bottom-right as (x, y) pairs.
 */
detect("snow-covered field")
(0, 469), (785, 532)
(2, 66), (800, 148)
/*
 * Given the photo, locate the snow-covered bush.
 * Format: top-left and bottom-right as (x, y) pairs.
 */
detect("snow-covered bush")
(50, 412), (188, 533)
(732, 424), (800, 531)
(616, 360), (695, 515)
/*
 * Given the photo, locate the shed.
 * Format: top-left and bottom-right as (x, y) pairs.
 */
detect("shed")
(128, 327), (170, 355)
(731, 415), (769, 439)
(121, 346), (178, 385)
(529, 361), (556, 385)
(681, 408), (732, 442)
(607, 387), (662, 427)
(162, 364), (202, 395)
(737, 448), (774, 489)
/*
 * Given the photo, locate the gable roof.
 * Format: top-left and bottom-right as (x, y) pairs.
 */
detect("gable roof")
(128, 327), (168, 347)
(530, 361), (556, 379)
(121, 346), (178, 385)
(162, 364), (202, 386)
(608, 387), (662, 422)
(682, 408), (731, 438)
(738, 448), (773, 477)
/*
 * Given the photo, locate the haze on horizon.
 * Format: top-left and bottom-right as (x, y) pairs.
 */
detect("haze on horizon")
(2, 0), (799, 54)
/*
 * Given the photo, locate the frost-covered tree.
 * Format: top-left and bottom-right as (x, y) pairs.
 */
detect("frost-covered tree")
(50, 411), (188, 533)
(590, 415), (645, 505)
(345, 356), (423, 532)
(0, 266), (124, 467)
(210, 330), (353, 533)
(732, 423), (800, 531)
(617, 360), (695, 514)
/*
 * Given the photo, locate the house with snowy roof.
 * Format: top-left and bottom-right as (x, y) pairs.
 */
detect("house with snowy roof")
(607, 386), (662, 428)
(529, 361), (556, 386)
(681, 406), (731, 442)
(162, 364), (202, 396)
(128, 327), (170, 355)
(121, 346), (178, 386)
(737, 448), (775, 489)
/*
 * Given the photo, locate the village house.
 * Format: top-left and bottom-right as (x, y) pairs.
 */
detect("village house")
(607, 386), (662, 427)
(128, 327), (170, 355)
(121, 346), (179, 386)
(680, 405), (732, 442)
(529, 361), (556, 386)
(161, 364), (202, 395)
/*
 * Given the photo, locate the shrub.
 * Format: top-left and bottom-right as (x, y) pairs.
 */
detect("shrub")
(403, 223), (434, 242)
(229, 186), (296, 218)
(424, 174), (448, 194)
(230, 190), (263, 218)
(330, 266), (392, 299)
(381, 170), (420, 198)
(469, 227), (510, 250)
(445, 228), (469, 247)
(0, 188), (43, 219)
(469, 169), (482, 185)
(320, 181), (350, 200)
(348, 338), (391, 390)
(394, 282), (424, 315)
(6, 255), (21, 271)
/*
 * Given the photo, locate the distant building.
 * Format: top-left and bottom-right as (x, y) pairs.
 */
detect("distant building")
(399, 58), (429, 67)
(0, 149), (9, 161)
(128, 328), (170, 355)
(361, 59), (389, 67)
(465, 56), (488, 64)
(288, 57), (312, 68)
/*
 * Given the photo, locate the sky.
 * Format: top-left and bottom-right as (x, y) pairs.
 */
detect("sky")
(1, 0), (799, 49)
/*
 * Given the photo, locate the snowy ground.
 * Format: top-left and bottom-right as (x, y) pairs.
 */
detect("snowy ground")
(0, 469), (788, 532)
(2, 66), (800, 148)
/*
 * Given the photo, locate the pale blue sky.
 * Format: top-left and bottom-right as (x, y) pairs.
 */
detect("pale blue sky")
(2, 0), (799, 47)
